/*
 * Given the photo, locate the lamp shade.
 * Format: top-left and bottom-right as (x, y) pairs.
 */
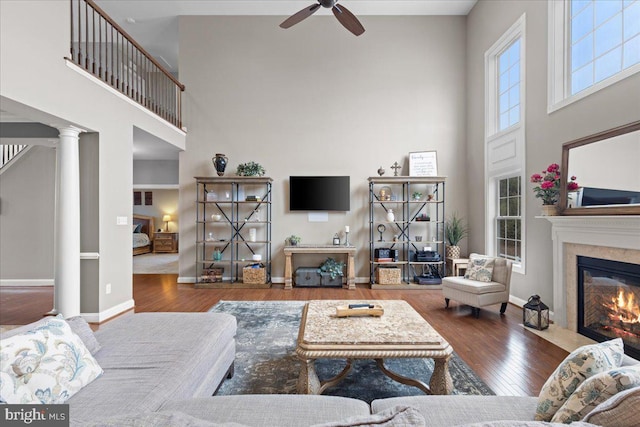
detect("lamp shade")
(162, 215), (171, 222)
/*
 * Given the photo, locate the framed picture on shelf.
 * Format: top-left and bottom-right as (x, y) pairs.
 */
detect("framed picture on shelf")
(409, 151), (438, 177)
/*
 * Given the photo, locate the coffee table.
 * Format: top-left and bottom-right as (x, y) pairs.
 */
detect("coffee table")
(296, 300), (453, 395)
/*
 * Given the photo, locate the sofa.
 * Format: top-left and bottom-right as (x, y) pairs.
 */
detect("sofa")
(1, 312), (237, 425)
(2, 314), (639, 427)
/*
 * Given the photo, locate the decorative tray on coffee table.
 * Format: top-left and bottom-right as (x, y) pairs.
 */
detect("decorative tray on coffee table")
(335, 303), (384, 317)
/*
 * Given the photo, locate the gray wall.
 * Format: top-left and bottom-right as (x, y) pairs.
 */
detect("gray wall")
(0, 146), (56, 281)
(133, 160), (179, 185)
(178, 16), (468, 280)
(79, 133), (100, 312)
(466, 0), (640, 308)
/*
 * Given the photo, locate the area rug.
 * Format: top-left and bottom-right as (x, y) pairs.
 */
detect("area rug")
(132, 253), (178, 274)
(210, 300), (494, 402)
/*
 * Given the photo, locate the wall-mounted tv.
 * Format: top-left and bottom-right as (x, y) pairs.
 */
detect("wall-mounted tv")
(289, 176), (350, 211)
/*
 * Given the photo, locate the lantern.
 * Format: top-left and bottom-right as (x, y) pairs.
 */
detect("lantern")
(523, 295), (549, 330)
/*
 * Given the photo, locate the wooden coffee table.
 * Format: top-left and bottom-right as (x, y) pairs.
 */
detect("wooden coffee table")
(296, 300), (453, 395)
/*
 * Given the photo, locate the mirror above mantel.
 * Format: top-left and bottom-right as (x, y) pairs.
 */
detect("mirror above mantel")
(560, 120), (640, 216)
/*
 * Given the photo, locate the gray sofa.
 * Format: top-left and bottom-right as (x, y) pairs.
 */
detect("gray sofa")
(3, 314), (638, 427)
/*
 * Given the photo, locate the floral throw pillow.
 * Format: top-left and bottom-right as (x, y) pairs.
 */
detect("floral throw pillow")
(535, 338), (625, 421)
(551, 366), (640, 423)
(464, 256), (495, 282)
(0, 317), (103, 404)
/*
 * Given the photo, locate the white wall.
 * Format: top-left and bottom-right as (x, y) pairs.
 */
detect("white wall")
(0, 0), (186, 318)
(178, 16), (468, 281)
(133, 160), (179, 185)
(466, 0), (640, 308)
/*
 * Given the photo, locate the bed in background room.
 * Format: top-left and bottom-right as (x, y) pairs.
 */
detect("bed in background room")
(133, 214), (155, 255)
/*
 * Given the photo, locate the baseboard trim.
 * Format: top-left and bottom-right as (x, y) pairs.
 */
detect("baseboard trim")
(81, 299), (135, 323)
(177, 276), (195, 284)
(0, 279), (54, 287)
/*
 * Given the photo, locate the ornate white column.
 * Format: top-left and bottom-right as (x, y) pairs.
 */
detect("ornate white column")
(52, 126), (83, 318)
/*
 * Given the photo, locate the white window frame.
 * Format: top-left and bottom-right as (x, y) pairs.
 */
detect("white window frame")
(495, 175), (523, 264)
(548, 0), (640, 113)
(485, 14), (526, 275)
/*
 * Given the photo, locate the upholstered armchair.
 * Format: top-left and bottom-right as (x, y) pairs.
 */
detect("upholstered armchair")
(442, 253), (513, 318)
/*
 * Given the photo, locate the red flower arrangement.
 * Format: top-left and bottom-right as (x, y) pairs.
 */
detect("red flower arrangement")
(531, 163), (579, 205)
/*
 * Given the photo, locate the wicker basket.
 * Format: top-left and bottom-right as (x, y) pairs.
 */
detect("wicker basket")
(243, 266), (266, 285)
(376, 267), (401, 285)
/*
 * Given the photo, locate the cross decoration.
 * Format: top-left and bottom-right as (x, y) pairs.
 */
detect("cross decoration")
(390, 162), (401, 176)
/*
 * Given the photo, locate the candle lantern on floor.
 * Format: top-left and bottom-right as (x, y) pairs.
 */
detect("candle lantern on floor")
(523, 295), (549, 330)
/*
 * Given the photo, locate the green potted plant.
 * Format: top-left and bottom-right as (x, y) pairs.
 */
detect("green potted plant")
(445, 212), (468, 259)
(319, 257), (345, 280)
(412, 191), (423, 201)
(286, 235), (301, 246)
(236, 161), (266, 177)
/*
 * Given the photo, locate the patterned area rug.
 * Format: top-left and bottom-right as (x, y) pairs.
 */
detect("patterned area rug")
(210, 300), (494, 402)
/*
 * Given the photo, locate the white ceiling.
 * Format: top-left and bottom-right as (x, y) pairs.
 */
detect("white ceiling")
(95, 0), (478, 72)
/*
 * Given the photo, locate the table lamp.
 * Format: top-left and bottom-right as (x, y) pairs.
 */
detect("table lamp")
(162, 214), (171, 232)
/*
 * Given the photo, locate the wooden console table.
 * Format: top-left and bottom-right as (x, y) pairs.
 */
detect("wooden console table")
(284, 245), (356, 290)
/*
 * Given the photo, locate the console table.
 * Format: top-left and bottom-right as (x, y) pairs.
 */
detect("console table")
(284, 245), (356, 290)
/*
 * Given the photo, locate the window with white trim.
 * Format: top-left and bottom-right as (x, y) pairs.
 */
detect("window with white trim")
(498, 39), (521, 131)
(485, 14), (526, 273)
(548, 0), (640, 111)
(496, 176), (522, 263)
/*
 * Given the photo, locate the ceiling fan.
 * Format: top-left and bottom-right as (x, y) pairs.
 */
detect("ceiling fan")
(279, 0), (365, 36)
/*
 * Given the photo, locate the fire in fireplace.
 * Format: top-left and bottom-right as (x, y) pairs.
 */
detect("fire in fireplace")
(577, 256), (640, 360)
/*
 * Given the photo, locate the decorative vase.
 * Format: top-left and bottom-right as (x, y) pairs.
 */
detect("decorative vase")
(212, 153), (228, 176)
(540, 204), (559, 216)
(386, 209), (395, 222)
(446, 245), (461, 259)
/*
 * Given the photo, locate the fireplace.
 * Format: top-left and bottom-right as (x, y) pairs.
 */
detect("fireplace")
(577, 256), (640, 359)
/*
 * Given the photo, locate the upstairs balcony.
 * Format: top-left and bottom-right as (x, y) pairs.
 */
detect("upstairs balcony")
(69, 0), (184, 129)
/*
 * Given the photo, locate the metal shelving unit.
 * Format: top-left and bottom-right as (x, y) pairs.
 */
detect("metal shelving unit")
(368, 176), (447, 289)
(195, 176), (272, 288)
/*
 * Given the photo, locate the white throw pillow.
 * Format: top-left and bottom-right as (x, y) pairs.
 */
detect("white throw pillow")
(534, 338), (625, 421)
(551, 366), (640, 423)
(0, 316), (103, 404)
(464, 256), (495, 282)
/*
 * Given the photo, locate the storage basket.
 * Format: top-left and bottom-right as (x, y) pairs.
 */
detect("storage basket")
(243, 266), (266, 285)
(376, 267), (401, 285)
(201, 267), (224, 283)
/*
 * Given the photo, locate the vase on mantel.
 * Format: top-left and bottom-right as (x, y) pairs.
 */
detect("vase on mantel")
(540, 204), (559, 216)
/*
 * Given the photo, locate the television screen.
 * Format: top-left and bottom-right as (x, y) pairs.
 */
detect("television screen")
(289, 176), (350, 211)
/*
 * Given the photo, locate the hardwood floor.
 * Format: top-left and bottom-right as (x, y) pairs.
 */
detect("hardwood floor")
(0, 275), (568, 397)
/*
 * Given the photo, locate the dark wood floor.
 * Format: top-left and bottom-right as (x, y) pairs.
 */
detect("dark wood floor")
(0, 275), (568, 397)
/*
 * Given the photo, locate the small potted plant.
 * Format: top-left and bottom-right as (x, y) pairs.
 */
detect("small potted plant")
(412, 191), (423, 201)
(530, 163), (579, 215)
(445, 212), (468, 259)
(286, 235), (301, 246)
(319, 257), (345, 281)
(236, 161), (266, 177)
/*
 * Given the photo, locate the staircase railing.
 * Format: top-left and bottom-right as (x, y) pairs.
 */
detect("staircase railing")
(1, 145), (28, 170)
(69, 0), (185, 129)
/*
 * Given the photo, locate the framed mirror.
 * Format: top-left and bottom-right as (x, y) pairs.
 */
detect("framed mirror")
(560, 120), (640, 215)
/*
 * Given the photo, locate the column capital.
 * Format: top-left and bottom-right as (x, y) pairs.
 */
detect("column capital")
(54, 125), (85, 138)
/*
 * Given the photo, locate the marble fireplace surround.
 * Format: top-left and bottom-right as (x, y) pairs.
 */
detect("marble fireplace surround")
(545, 216), (640, 330)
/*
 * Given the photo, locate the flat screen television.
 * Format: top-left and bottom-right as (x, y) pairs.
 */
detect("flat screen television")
(289, 176), (350, 211)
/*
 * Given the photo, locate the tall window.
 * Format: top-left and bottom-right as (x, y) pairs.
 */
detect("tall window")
(485, 15), (526, 273)
(498, 39), (521, 131)
(549, 0), (640, 111)
(496, 176), (522, 262)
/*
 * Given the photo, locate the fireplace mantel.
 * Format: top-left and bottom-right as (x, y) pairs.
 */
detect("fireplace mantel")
(543, 216), (640, 328)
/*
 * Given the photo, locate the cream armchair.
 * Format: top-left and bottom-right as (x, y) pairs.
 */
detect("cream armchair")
(442, 253), (513, 318)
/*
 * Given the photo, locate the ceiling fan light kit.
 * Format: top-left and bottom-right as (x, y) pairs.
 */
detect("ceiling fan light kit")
(280, 0), (365, 36)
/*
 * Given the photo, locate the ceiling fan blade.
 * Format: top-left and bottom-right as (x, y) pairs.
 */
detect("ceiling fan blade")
(280, 3), (321, 29)
(332, 4), (365, 36)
